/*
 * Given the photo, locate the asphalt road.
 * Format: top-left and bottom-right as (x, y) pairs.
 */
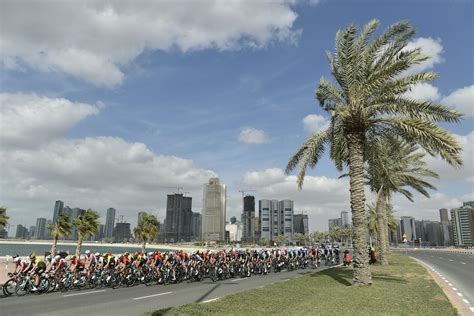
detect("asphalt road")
(1, 265), (334, 316)
(406, 249), (474, 310)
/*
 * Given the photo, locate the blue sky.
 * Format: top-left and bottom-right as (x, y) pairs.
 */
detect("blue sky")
(1, 0), (473, 233)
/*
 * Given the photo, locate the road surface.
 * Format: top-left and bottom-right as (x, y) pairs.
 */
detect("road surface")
(1, 265), (334, 316)
(406, 249), (474, 312)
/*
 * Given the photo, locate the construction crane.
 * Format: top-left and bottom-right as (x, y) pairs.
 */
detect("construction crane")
(157, 186), (184, 194)
(238, 189), (256, 198)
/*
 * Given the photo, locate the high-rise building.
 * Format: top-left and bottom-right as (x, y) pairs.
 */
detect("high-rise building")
(15, 224), (28, 239)
(293, 214), (309, 235)
(241, 195), (256, 242)
(226, 220), (243, 242)
(341, 211), (350, 227)
(463, 201), (474, 208)
(230, 216), (237, 224)
(202, 178), (226, 241)
(53, 200), (64, 224)
(191, 212), (202, 241)
(137, 211), (146, 226)
(399, 216), (416, 242)
(259, 199), (294, 242)
(439, 208), (449, 222)
(451, 205), (474, 247)
(105, 208), (116, 239)
(29, 226), (35, 239)
(328, 218), (342, 231)
(68, 208), (85, 240)
(165, 194), (193, 242)
(95, 224), (104, 241)
(35, 218), (47, 240)
(114, 222), (132, 242)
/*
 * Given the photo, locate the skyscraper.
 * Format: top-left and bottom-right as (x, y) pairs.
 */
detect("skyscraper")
(165, 194), (192, 242)
(35, 218), (47, 240)
(105, 208), (116, 239)
(451, 204), (474, 247)
(328, 218), (342, 231)
(191, 212), (202, 241)
(293, 214), (309, 235)
(15, 224), (28, 239)
(137, 211), (146, 226)
(439, 208), (449, 222)
(53, 200), (64, 224)
(202, 178), (226, 241)
(114, 222), (132, 242)
(259, 199), (294, 241)
(399, 216), (416, 241)
(241, 195), (256, 242)
(341, 211), (350, 227)
(68, 208), (85, 240)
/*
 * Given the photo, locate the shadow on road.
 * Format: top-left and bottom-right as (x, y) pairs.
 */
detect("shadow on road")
(195, 283), (221, 303)
(310, 267), (352, 286)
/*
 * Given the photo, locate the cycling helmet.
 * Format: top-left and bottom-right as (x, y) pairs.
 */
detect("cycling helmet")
(13, 256), (20, 263)
(148, 252), (153, 256)
(85, 250), (91, 255)
(95, 252), (100, 257)
(29, 252), (36, 259)
(55, 255), (60, 260)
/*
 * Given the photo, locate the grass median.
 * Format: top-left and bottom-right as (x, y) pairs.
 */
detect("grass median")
(146, 254), (457, 316)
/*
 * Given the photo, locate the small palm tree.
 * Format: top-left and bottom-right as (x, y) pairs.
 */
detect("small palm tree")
(274, 235), (288, 246)
(48, 212), (72, 256)
(366, 138), (438, 264)
(134, 212), (159, 253)
(74, 209), (100, 257)
(0, 207), (8, 230)
(293, 233), (304, 246)
(286, 20), (462, 285)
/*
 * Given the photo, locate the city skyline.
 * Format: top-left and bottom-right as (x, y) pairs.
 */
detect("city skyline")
(1, 1), (472, 234)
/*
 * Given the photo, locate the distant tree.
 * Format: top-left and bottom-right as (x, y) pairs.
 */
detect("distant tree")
(0, 207), (8, 230)
(74, 209), (100, 257)
(48, 213), (72, 256)
(134, 212), (159, 253)
(274, 235), (288, 246)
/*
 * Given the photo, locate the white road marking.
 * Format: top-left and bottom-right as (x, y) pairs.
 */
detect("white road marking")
(444, 280), (449, 283)
(63, 289), (106, 297)
(453, 288), (458, 291)
(201, 298), (220, 303)
(457, 292), (463, 297)
(132, 291), (172, 300)
(231, 278), (250, 282)
(460, 262), (466, 264)
(470, 307), (474, 312)
(462, 299), (469, 304)
(448, 283), (453, 286)
(448, 259), (454, 262)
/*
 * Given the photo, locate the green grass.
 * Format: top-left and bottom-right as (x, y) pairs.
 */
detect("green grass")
(146, 254), (457, 316)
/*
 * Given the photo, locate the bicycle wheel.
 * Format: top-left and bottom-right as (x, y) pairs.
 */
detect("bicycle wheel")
(15, 279), (28, 296)
(3, 278), (18, 296)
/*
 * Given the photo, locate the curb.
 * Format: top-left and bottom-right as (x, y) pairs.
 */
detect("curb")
(410, 257), (473, 316)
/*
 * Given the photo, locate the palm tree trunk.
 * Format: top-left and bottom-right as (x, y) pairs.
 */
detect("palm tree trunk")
(141, 240), (147, 253)
(51, 234), (58, 257)
(383, 216), (391, 261)
(76, 235), (84, 257)
(348, 132), (372, 285)
(376, 190), (389, 265)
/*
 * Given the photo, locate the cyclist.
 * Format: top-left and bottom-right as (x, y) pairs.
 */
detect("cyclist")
(29, 253), (46, 291)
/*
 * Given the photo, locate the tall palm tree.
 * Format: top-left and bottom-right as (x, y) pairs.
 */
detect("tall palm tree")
(286, 20), (462, 285)
(366, 138), (438, 264)
(0, 207), (8, 230)
(74, 209), (100, 257)
(134, 212), (159, 253)
(48, 212), (72, 256)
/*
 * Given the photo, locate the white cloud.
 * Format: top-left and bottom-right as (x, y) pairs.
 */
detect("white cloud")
(0, 93), (100, 149)
(403, 83), (440, 102)
(1, 1), (303, 87)
(441, 85), (474, 117)
(424, 131), (474, 183)
(404, 37), (444, 75)
(0, 93), (217, 230)
(238, 128), (268, 144)
(302, 114), (329, 134)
